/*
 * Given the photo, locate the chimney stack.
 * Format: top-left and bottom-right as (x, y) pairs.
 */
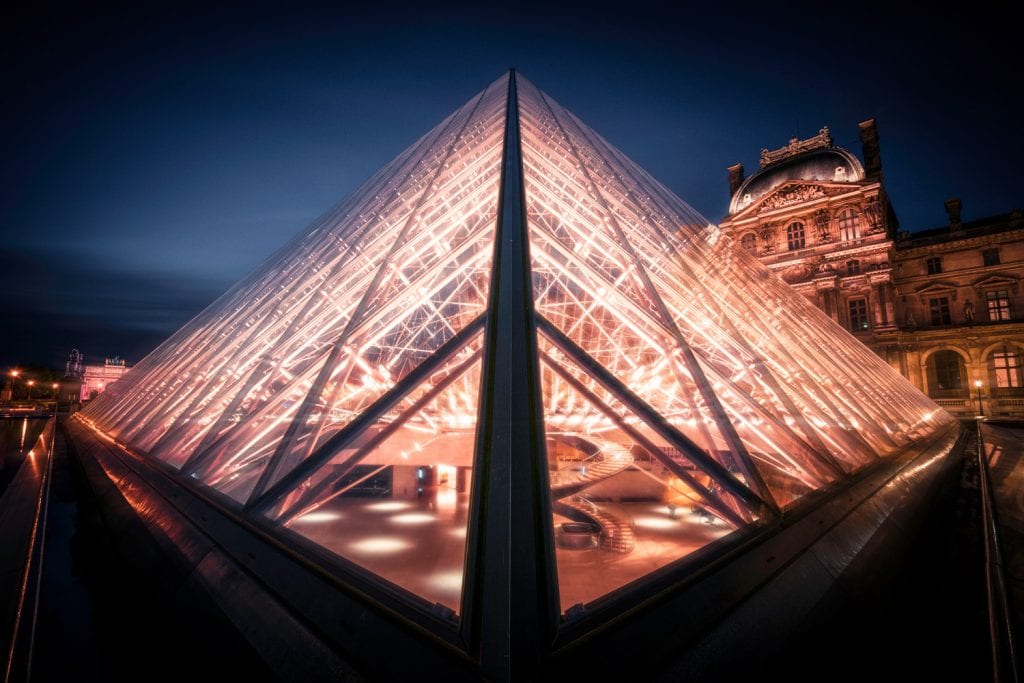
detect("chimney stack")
(727, 163), (745, 197)
(945, 198), (962, 228)
(858, 119), (882, 179)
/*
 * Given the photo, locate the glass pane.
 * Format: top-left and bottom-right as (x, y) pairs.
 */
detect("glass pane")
(518, 79), (848, 509)
(538, 349), (753, 613)
(150, 77), (506, 501)
(268, 347), (483, 615)
(91, 102), (465, 457)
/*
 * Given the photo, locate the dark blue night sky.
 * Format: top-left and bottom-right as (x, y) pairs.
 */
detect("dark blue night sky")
(2, 2), (1021, 368)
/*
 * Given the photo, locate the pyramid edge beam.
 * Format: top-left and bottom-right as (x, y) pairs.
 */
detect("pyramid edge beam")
(460, 70), (559, 680)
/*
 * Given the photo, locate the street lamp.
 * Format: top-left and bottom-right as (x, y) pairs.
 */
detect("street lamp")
(26, 379), (35, 401)
(974, 379), (984, 417)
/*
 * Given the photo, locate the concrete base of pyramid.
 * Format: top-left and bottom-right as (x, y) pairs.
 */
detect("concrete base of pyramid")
(62, 413), (963, 680)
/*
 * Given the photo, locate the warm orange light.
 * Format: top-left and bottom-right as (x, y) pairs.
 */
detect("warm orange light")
(26, 380), (35, 387)
(10, 370), (18, 377)
(52, 383), (59, 389)
(72, 72), (957, 617)
(974, 379), (982, 388)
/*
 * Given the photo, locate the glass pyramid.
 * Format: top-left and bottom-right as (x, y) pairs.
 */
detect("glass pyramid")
(80, 72), (954, 623)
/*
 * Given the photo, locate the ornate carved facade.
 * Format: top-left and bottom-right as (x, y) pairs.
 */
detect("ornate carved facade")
(720, 121), (1024, 417)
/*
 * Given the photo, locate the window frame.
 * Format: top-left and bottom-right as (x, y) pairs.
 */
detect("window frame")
(786, 222), (806, 251)
(991, 345), (1023, 388)
(929, 296), (951, 325)
(926, 257), (942, 275)
(986, 289), (1012, 321)
(837, 209), (859, 242)
(848, 297), (869, 332)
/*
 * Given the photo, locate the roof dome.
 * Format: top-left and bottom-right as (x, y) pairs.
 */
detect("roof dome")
(729, 146), (865, 214)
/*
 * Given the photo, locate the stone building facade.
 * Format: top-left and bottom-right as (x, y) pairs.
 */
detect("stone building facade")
(719, 122), (1024, 417)
(81, 357), (129, 402)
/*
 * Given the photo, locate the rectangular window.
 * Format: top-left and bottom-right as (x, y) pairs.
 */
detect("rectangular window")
(992, 348), (1022, 388)
(926, 257), (942, 274)
(983, 248), (1001, 266)
(986, 289), (1011, 321)
(848, 298), (869, 332)
(846, 259), (861, 276)
(786, 222), (806, 251)
(929, 297), (951, 325)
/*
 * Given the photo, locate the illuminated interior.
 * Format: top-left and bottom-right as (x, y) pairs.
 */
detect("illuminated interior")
(81, 72), (954, 617)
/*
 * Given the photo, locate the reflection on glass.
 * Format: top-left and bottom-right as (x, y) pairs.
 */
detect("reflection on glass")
(78, 71), (957, 622)
(275, 354), (482, 614)
(539, 348), (747, 611)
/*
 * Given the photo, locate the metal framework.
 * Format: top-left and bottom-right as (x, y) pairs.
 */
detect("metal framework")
(81, 71), (953, 665)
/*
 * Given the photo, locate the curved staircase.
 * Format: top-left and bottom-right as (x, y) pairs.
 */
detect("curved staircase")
(549, 436), (637, 553)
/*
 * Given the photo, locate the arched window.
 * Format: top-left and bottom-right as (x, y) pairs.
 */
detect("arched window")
(837, 209), (860, 241)
(989, 345), (1023, 388)
(740, 233), (757, 254)
(928, 350), (966, 392)
(786, 222), (806, 251)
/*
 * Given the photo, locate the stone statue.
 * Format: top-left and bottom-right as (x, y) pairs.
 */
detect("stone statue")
(758, 225), (777, 255)
(863, 196), (883, 234)
(814, 209), (832, 241)
(964, 300), (975, 322)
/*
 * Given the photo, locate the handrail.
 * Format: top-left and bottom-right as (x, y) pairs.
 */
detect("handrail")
(976, 419), (1020, 683)
(2, 416), (56, 683)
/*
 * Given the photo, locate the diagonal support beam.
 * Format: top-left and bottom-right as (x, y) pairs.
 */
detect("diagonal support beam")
(247, 90), (490, 504)
(533, 89), (779, 509)
(540, 352), (749, 526)
(274, 348), (483, 523)
(246, 314), (485, 514)
(536, 315), (777, 517)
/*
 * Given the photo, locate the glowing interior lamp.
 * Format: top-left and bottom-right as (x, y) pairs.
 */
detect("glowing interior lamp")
(348, 537), (413, 555)
(391, 513), (436, 525)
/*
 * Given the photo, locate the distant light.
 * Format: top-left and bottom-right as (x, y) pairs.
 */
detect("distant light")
(974, 379), (982, 388)
(27, 380), (35, 386)
(348, 537), (412, 554)
(426, 570), (463, 593)
(366, 501), (411, 512)
(634, 516), (678, 530)
(391, 513), (435, 525)
(293, 511), (344, 524)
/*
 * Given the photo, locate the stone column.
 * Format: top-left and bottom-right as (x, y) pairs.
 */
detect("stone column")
(875, 283), (890, 326)
(906, 348), (925, 394)
(824, 288), (838, 321)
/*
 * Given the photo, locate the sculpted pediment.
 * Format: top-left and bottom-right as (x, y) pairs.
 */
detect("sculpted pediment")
(973, 272), (1020, 294)
(915, 280), (960, 301)
(734, 181), (855, 218)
